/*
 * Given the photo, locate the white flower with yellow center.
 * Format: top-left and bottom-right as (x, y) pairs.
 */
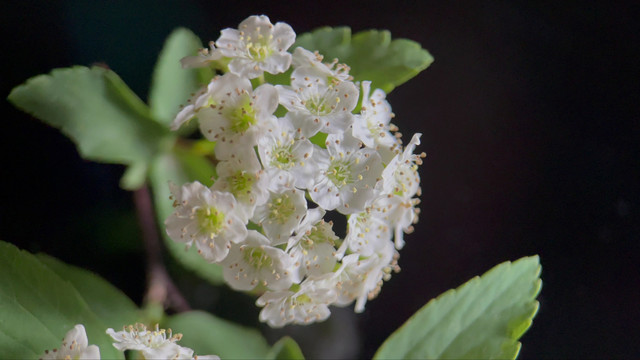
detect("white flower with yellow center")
(291, 47), (352, 83)
(106, 324), (219, 360)
(40, 324), (100, 360)
(352, 81), (399, 162)
(217, 15), (295, 79)
(257, 115), (317, 189)
(165, 181), (248, 263)
(377, 133), (425, 249)
(276, 68), (358, 136)
(252, 185), (307, 245)
(340, 199), (393, 257)
(328, 241), (398, 313)
(310, 133), (383, 214)
(196, 73), (278, 160)
(286, 208), (338, 280)
(222, 230), (294, 291)
(256, 279), (337, 328)
(211, 151), (269, 219)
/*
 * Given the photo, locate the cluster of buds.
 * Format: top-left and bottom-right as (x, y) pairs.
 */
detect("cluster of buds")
(165, 15), (425, 327)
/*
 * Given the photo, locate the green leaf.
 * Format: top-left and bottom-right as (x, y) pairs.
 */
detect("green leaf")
(374, 256), (542, 360)
(148, 151), (223, 284)
(8, 66), (173, 189)
(0, 241), (130, 359)
(267, 336), (305, 360)
(149, 28), (206, 126)
(295, 27), (434, 93)
(163, 310), (270, 359)
(36, 253), (140, 330)
(8, 66), (170, 164)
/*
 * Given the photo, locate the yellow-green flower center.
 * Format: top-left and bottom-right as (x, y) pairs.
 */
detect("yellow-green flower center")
(197, 207), (225, 235)
(229, 170), (255, 202)
(327, 161), (352, 188)
(229, 96), (257, 134)
(243, 248), (273, 269)
(272, 145), (294, 169)
(269, 193), (296, 224)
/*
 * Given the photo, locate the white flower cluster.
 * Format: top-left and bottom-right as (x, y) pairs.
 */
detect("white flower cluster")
(40, 324), (219, 360)
(166, 15), (425, 327)
(107, 323), (219, 360)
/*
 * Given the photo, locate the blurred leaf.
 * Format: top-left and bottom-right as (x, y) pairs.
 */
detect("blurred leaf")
(0, 241), (129, 359)
(8, 66), (170, 164)
(164, 310), (270, 359)
(148, 151), (223, 284)
(149, 28), (206, 126)
(374, 256), (542, 360)
(295, 27), (434, 93)
(8, 66), (173, 189)
(36, 253), (140, 329)
(267, 336), (305, 360)
(121, 161), (148, 190)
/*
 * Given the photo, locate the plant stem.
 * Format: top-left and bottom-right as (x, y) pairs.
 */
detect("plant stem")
(133, 185), (191, 312)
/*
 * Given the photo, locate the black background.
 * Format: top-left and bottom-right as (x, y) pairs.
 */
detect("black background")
(2, 1), (639, 358)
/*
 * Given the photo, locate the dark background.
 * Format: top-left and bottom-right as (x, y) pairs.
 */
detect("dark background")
(2, 1), (639, 358)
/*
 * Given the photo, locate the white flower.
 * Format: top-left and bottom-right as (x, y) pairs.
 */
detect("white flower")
(340, 198), (393, 257)
(351, 81), (399, 162)
(286, 207), (338, 280)
(377, 133), (425, 249)
(171, 79), (220, 131)
(379, 133), (423, 199)
(196, 73), (279, 160)
(309, 133), (383, 214)
(106, 324), (218, 360)
(252, 186), (307, 245)
(217, 15), (295, 78)
(222, 230), (294, 291)
(276, 67), (358, 136)
(211, 150), (269, 219)
(180, 41), (223, 69)
(40, 324), (100, 360)
(165, 181), (248, 263)
(257, 115), (317, 189)
(328, 241), (398, 312)
(256, 279), (337, 328)
(291, 47), (352, 83)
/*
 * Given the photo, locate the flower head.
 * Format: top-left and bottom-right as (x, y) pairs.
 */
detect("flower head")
(276, 68), (358, 137)
(40, 324), (100, 360)
(165, 181), (248, 262)
(256, 279), (337, 328)
(217, 15), (295, 78)
(222, 230), (294, 291)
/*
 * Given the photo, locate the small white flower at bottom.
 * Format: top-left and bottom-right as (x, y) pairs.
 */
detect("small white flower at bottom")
(40, 324), (100, 360)
(106, 324), (219, 360)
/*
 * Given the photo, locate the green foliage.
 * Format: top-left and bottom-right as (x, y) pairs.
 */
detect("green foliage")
(164, 311), (270, 359)
(0, 241), (140, 359)
(149, 28), (206, 126)
(295, 27), (434, 93)
(149, 152), (224, 284)
(267, 336), (305, 360)
(374, 256), (542, 360)
(36, 254), (140, 330)
(7, 66), (172, 190)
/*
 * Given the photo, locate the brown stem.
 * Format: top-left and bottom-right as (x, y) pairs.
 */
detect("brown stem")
(133, 185), (191, 312)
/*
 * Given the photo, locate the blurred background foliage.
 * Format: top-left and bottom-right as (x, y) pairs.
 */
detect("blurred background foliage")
(2, 1), (638, 358)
